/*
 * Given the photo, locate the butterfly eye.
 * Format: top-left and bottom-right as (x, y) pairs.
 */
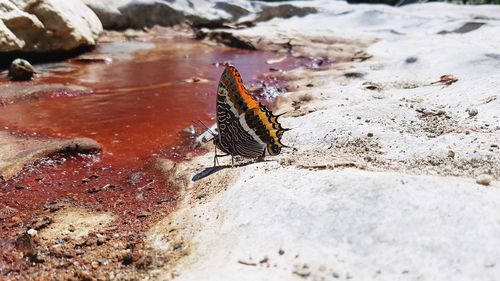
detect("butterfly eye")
(271, 145), (280, 155)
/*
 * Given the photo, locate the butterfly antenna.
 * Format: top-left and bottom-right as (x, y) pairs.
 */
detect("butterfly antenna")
(194, 120), (217, 136)
(275, 112), (288, 118)
(282, 144), (298, 151)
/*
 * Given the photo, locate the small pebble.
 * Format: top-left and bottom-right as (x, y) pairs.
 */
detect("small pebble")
(122, 253), (134, 265)
(447, 150), (455, 158)
(8, 58), (36, 81)
(293, 264), (311, 278)
(91, 261), (99, 269)
(405, 56), (418, 63)
(173, 242), (182, 250)
(137, 211), (151, 218)
(476, 174), (492, 186)
(466, 107), (478, 117)
(367, 133), (374, 137)
(27, 228), (38, 237)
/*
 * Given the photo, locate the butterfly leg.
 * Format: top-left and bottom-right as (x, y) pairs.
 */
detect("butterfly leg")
(231, 155), (235, 168)
(213, 145), (218, 167)
(255, 149), (266, 162)
(213, 145), (230, 167)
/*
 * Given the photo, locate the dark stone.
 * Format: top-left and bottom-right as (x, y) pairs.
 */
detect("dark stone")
(256, 4), (317, 22)
(405, 56), (418, 63)
(122, 253), (134, 265)
(214, 2), (250, 20)
(8, 58), (35, 81)
(119, 2), (185, 28)
(195, 193), (208, 200)
(438, 22), (485, 35)
(344, 72), (365, 78)
(206, 31), (256, 50)
(346, 0), (399, 5)
(15, 233), (36, 261)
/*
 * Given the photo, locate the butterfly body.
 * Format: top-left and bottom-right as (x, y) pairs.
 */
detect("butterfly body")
(214, 65), (288, 165)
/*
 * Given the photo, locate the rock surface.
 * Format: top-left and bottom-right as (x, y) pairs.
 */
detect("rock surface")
(82, 0), (251, 29)
(146, 1), (500, 281)
(82, 0), (317, 30)
(159, 167), (500, 281)
(80, 0), (128, 29)
(0, 0), (102, 53)
(0, 131), (101, 181)
(255, 4), (317, 22)
(38, 208), (115, 241)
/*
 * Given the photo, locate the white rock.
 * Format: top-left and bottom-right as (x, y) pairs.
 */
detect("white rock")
(0, 0), (102, 53)
(27, 228), (38, 236)
(82, 0), (258, 30)
(476, 174), (493, 186)
(0, 0), (45, 51)
(81, 0), (128, 29)
(162, 168), (500, 281)
(147, 2), (500, 281)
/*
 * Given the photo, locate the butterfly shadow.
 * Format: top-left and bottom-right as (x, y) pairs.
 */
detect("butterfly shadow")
(191, 159), (275, 182)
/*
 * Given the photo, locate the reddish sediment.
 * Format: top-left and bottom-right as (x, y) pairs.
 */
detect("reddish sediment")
(0, 37), (306, 239)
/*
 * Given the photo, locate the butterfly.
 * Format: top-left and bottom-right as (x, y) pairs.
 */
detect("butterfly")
(213, 65), (290, 166)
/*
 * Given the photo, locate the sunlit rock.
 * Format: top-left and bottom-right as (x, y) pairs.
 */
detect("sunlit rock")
(82, 0), (258, 30)
(0, 0), (102, 53)
(81, 0), (128, 29)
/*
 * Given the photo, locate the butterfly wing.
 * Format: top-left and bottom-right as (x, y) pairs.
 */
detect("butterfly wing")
(216, 66), (265, 158)
(216, 65), (287, 157)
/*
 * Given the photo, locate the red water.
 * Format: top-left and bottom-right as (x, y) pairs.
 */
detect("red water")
(0, 37), (304, 234)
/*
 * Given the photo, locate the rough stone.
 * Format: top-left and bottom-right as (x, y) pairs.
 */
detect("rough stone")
(0, 0), (102, 53)
(476, 174), (492, 186)
(82, 0), (128, 29)
(255, 4), (317, 22)
(82, 0), (317, 31)
(0, 0), (44, 52)
(0, 131), (101, 181)
(118, 1), (185, 28)
(213, 2), (249, 20)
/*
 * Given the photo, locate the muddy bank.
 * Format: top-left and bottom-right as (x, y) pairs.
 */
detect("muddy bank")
(1, 1), (499, 280)
(0, 25), (314, 279)
(0, 131), (100, 181)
